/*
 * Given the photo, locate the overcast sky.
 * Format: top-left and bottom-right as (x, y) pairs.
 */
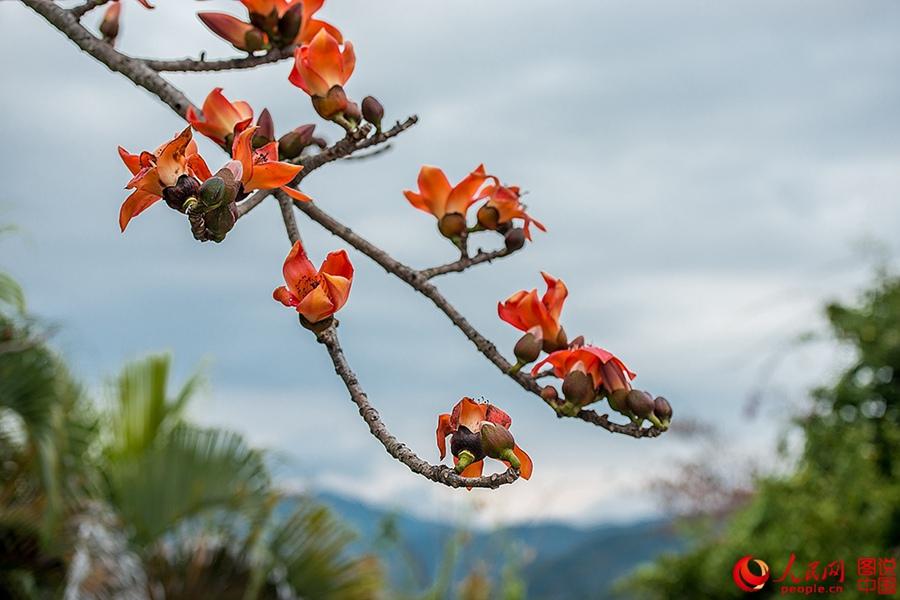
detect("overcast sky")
(2, 0), (900, 527)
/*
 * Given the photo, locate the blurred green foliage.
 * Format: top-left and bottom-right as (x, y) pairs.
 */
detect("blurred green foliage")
(621, 276), (900, 599)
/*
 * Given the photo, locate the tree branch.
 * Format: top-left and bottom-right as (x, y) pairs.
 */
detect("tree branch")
(316, 325), (520, 488)
(289, 196), (661, 438)
(276, 193), (301, 245)
(419, 247), (512, 279)
(145, 46), (296, 72)
(23, 0), (194, 117)
(70, 0), (110, 19)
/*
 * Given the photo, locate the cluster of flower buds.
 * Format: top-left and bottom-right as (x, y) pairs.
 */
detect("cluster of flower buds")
(118, 89), (314, 238)
(403, 165), (544, 251)
(98, 0), (153, 46)
(436, 398), (532, 482)
(497, 274), (672, 428)
(198, 0), (339, 53)
(273, 239), (354, 331)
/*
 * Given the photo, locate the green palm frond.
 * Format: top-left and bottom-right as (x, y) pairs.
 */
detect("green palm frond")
(265, 498), (383, 600)
(104, 424), (271, 547)
(106, 354), (203, 458)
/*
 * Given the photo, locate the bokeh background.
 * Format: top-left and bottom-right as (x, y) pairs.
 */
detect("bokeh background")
(3, 0), (900, 530)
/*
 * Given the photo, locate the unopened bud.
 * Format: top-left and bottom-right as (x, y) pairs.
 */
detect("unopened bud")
(244, 27), (268, 53)
(480, 422), (520, 469)
(562, 370), (596, 407)
(504, 228), (526, 252)
(311, 85), (349, 120)
(204, 203), (237, 243)
(344, 101), (362, 125)
(477, 205), (500, 230)
(626, 390), (654, 419)
(654, 396), (672, 428)
(100, 1), (121, 44)
(361, 96), (384, 131)
(277, 3), (303, 44)
(450, 426), (485, 466)
(540, 385), (559, 403)
(278, 124), (316, 159)
(542, 327), (568, 354)
(514, 332), (542, 364)
(607, 388), (630, 415)
(253, 108), (275, 148)
(162, 174), (200, 212)
(198, 176), (226, 209)
(438, 212), (467, 239)
(569, 335), (585, 349)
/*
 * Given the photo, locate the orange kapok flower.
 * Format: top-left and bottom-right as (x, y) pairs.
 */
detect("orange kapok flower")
(532, 345), (636, 395)
(198, 12), (269, 52)
(231, 127), (310, 201)
(273, 240), (353, 323)
(118, 127), (212, 231)
(187, 88), (254, 147)
(403, 165), (489, 238)
(477, 181), (546, 241)
(288, 29), (355, 119)
(436, 397), (532, 481)
(498, 272), (568, 352)
(99, 1), (121, 43)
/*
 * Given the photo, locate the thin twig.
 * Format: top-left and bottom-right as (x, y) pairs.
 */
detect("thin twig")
(23, 0), (194, 117)
(316, 325), (520, 488)
(276, 192), (301, 244)
(236, 117), (419, 219)
(420, 247), (512, 279)
(70, 0), (110, 19)
(146, 46), (296, 72)
(533, 368), (556, 380)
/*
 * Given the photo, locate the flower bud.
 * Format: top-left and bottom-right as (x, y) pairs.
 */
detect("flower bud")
(654, 396), (672, 427)
(480, 422), (520, 469)
(625, 390), (654, 419)
(504, 228), (526, 252)
(278, 124), (316, 159)
(568, 335), (585, 349)
(244, 27), (268, 53)
(542, 327), (568, 354)
(450, 426), (485, 463)
(607, 388), (630, 415)
(344, 101), (362, 126)
(562, 370), (596, 407)
(204, 203), (237, 243)
(311, 85), (349, 120)
(438, 212), (467, 239)
(540, 385), (559, 403)
(249, 9), (278, 36)
(198, 176), (226, 209)
(253, 108), (275, 148)
(514, 332), (542, 364)
(361, 96), (384, 131)
(162, 174), (200, 212)
(277, 3), (303, 44)
(100, 1), (121, 44)
(477, 205), (500, 230)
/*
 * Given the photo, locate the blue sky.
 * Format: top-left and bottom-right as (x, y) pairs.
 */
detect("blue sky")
(2, 0), (900, 526)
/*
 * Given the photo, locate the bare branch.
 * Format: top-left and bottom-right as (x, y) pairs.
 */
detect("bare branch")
(70, 0), (110, 19)
(276, 192), (301, 245)
(146, 46), (296, 72)
(533, 368), (556, 380)
(236, 116), (419, 219)
(316, 325), (520, 489)
(23, 0), (194, 117)
(420, 247), (512, 279)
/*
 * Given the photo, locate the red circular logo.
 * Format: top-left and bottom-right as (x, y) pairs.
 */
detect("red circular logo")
(733, 555), (770, 592)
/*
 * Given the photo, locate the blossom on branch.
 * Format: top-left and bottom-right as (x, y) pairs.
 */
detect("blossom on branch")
(273, 240), (354, 324)
(118, 127), (212, 231)
(436, 397), (532, 481)
(231, 127), (311, 201)
(198, 12), (269, 52)
(186, 88), (254, 147)
(477, 181), (546, 241)
(289, 29), (356, 122)
(403, 165), (489, 240)
(498, 272), (569, 356)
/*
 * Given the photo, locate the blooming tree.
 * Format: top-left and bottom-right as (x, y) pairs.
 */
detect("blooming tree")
(22, 0), (672, 489)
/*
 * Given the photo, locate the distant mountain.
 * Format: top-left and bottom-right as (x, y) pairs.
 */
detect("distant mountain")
(289, 491), (684, 599)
